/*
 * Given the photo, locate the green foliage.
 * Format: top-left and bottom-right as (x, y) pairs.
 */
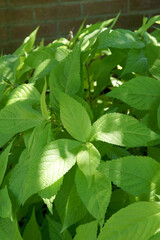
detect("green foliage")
(0, 14), (160, 239)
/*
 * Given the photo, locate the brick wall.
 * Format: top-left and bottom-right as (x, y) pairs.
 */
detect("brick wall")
(0, 0), (160, 54)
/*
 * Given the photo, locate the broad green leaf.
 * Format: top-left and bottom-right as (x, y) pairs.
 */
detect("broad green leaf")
(62, 184), (88, 232)
(90, 113), (160, 147)
(149, 231), (160, 240)
(14, 27), (39, 56)
(9, 138), (81, 205)
(77, 143), (100, 181)
(107, 76), (160, 110)
(150, 59), (160, 80)
(0, 55), (20, 84)
(40, 79), (49, 119)
(0, 101), (44, 147)
(121, 49), (148, 76)
(0, 186), (12, 219)
(97, 202), (160, 240)
(75, 168), (111, 220)
(0, 140), (13, 185)
(74, 221), (98, 240)
(105, 156), (160, 198)
(54, 167), (75, 222)
(158, 104), (160, 129)
(60, 93), (91, 142)
(98, 29), (145, 49)
(23, 208), (42, 240)
(47, 216), (72, 240)
(0, 218), (22, 240)
(29, 47), (69, 82)
(93, 141), (130, 160)
(7, 83), (40, 105)
(0, 84), (5, 102)
(39, 178), (63, 214)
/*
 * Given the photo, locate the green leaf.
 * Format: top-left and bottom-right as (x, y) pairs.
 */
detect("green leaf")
(75, 168), (111, 220)
(60, 93), (91, 142)
(150, 59), (160, 81)
(149, 231), (160, 240)
(9, 137), (81, 205)
(62, 184), (88, 232)
(77, 143), (100, 181)
(0, 186), (12, 219)
(158, 104), (160, 129)
(0, 102), (44, 148)
(90, 113), (160, 147)
(30, 47), (69, 82)
(39, 178), (63, 214)
(107, 76), (160, 110)
(106, 156), (160, 198)
(74, 221), (98, 240)
(98, 29), (145, 49)
(23, 208), (42, 240)
(97, 202), (160, 240)
(0, 218), (22, 240)
(14, 27), (39, 56)
(0, 140), (13, 185)
(0, 83), (5, 102)
(7, 83), (40, 105)
(47, 216), (72, 240)
(0, 55), (20, 84)
(121, 49), (148, 76)
(40, 79), (49, 119)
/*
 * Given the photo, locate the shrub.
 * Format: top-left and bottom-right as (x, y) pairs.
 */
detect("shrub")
(0, 14), (160, 239)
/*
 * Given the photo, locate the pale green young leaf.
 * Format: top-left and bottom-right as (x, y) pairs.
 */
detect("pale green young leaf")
(77, 143), (100, 181)
(9, 138), (81, 205)
(0, 186), (12, 219)
(60, 93), (91, 142)
(107, 76), (160, 110)
(40, 79), (49, 119)
(137, 15), (160, 35)
(74, 221), (98, 240)
(0, 101), (44, 148)
(106, 156), (160, 198)
(0, 140), (13, 185)
(75, 168), (111, 220)
(62, 184), (88, 232)
(98, 29), (145, 50)
(0, 218), (22, 240)
(90, 113), (160, 147)
(7, 83), (40, 105)
(23, 208), (42, 240)
(97, 202), (160, 240)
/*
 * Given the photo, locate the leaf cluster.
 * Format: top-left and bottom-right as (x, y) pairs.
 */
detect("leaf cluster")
(0, 14), (160, 239)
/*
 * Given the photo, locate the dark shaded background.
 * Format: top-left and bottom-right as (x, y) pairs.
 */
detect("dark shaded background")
(0, 0), (160, 54)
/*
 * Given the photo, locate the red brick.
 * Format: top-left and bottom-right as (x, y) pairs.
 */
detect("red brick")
(59, 19), (83, 35)
(0, 0), (6, 7)
(130, 0), (160, 11)
(11, 23), (56, 40)
(115, 15), (145, 30)
(9, 0), (56, 6)
(0, 9), (33, 24)
(0, 27), (8, 41)
(35, 4), (81, 20)
(83, 0), (127, 16)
